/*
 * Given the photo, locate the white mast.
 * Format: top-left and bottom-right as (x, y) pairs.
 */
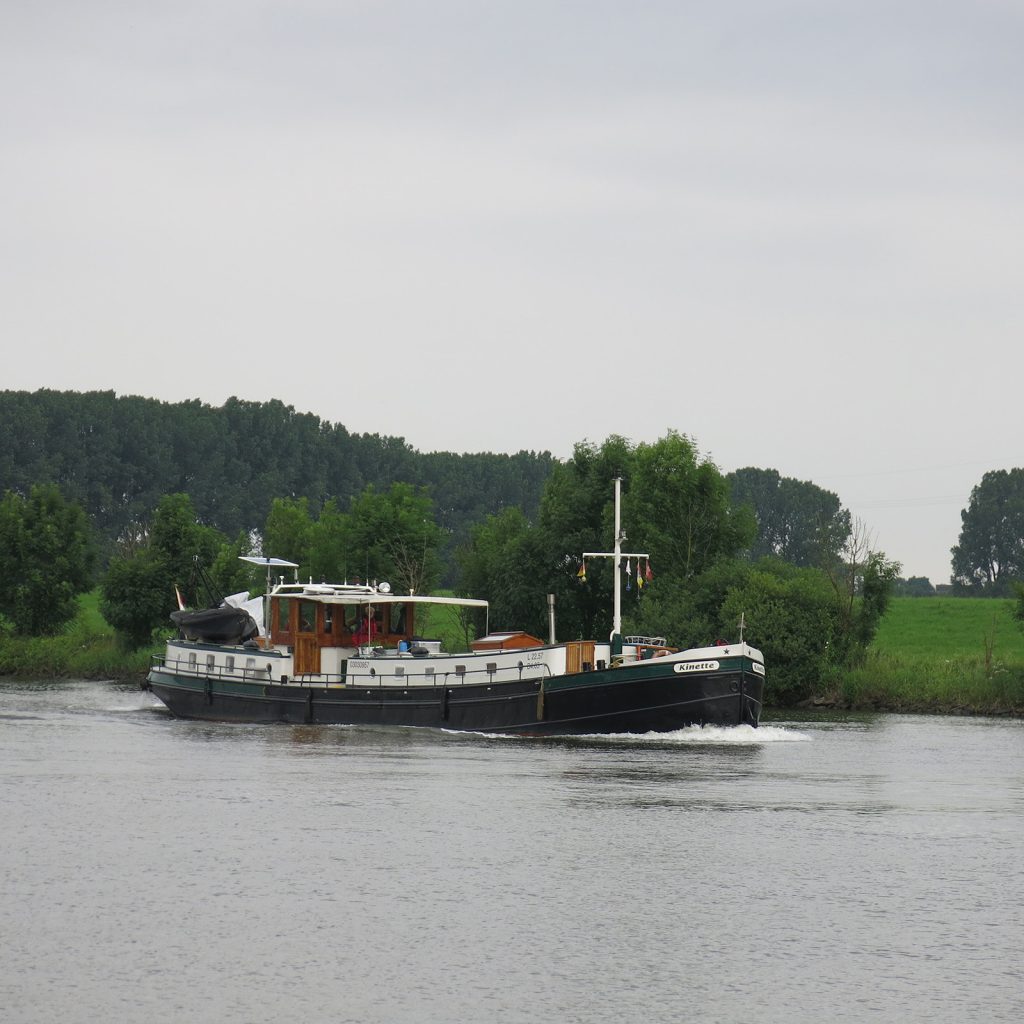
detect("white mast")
(582, 477), (649, 639)
(613, 475), (623, 635)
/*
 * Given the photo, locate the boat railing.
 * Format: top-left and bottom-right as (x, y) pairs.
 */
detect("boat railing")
(150, 653), (274, 684)
(151, 652), (558, 688)
(291, 659), (557, 688)
(612, 640), (678, 667)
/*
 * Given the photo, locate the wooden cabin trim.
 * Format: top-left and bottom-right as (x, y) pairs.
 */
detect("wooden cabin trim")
(269, 595), (419, 650)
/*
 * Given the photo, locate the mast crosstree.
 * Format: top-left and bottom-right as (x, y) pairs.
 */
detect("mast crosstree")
(582, 477), (649, 639)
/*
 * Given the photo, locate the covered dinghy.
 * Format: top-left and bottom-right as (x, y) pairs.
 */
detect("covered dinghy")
(170, 605), (259, 644)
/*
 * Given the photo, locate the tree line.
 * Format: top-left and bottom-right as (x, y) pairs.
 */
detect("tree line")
(0, 389), (555, 572)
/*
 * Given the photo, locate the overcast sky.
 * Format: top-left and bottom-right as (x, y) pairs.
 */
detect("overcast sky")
(3, 0), (1022, 583)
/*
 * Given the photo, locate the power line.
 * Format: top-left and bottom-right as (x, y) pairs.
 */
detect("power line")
(815, 457), (1021, 481)
(848, 494), (966, 511)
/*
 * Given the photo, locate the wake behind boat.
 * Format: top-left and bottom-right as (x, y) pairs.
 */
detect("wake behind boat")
(144, 486), (765, 734)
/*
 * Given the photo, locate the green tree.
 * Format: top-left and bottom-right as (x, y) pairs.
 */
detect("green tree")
(630, 432), (755, 578)
(457, 506), (544, 637)
(148, 493), (223, 603)
(0, 484), (95, 635)
(0, 389), (554, 571)
(531, 435), (634, 639)
(306, 499), (349, 583)
(719, 561), (842, 705)
(100, 493), (225, 648)
(951, 469), (1024, 594)
(263, 497), (313, 570)
(728, 467), (851, 568)
(345, 483), (444, 594)
(823, 518), (901, 664)
(99, 554), (173, 648)
(854, 551), (901, 651)
(624, 558), (843, 705)
(457, 431), (754, 642)
(209, 530), (262, 598)
(894, 575), (935, 597)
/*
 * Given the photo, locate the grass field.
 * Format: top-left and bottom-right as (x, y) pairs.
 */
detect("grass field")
(831, 597), (1024, 715)
(870, 597), (1024, 661)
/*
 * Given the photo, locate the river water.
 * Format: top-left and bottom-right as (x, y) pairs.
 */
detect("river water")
(1, 680), (1021, 1024)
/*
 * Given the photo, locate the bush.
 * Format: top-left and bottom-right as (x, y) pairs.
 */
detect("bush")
(627, 558), (843, 706)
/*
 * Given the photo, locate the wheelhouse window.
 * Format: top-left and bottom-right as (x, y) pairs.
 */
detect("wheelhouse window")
(299, 601), (316, 633)
(277, 599), (291, 632)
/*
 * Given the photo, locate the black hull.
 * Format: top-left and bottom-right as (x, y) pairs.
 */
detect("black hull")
(145, 666), (763, 735)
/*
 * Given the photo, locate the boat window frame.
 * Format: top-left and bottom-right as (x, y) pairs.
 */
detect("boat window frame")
(276, 598), (291, 633)
(298, 600), (316, 634)
(389, 602), (407, 635)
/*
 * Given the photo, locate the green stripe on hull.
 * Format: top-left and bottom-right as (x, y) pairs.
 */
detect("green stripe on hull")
(543, 655), (758, 693)
(151, 671), (270, 698)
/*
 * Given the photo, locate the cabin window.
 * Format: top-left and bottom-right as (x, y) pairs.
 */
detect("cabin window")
(277, 599), (291, 632)
(188, 652), (197, 667)
(226, 656), (235, 672)
(323, 607), (333, 633)
(424, 667), (434, 678)
(299, 601), (316, 633)
(245, 657), (256, 676)
(206, 654), (216, 671)
(395, 666), (405, 677)
(455, 665), (466, 676)
(389, 603), (407, 634)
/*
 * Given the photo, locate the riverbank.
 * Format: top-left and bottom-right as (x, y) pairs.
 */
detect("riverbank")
(2, 594), (1023, 717)
(807, 655), (1024, 716)
(0, 592), (154, 680)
